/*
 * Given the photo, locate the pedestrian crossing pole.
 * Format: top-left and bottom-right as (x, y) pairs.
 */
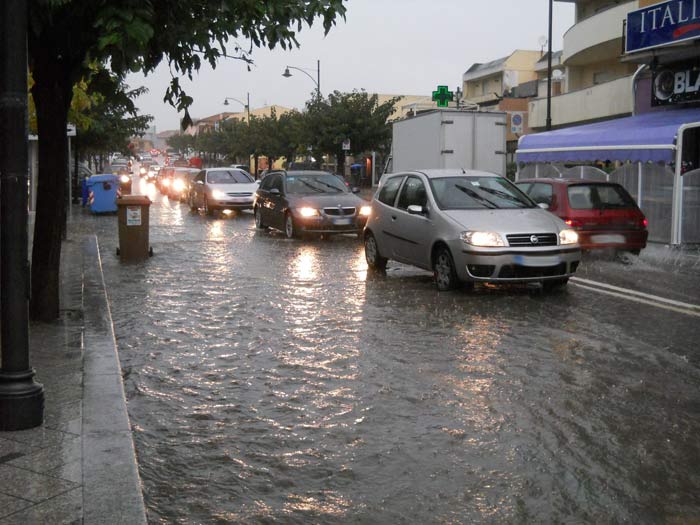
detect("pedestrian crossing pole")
(0, 0), (45, 430)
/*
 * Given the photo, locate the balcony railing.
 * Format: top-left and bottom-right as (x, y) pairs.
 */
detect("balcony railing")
(528, 75), (634, 129)
(562, 1), (637, 65)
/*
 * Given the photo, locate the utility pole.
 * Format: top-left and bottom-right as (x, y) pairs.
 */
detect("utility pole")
(0, 0), (45, 430)
(546, 0), (553, 131)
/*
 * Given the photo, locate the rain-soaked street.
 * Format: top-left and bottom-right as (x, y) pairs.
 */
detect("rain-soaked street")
(88, 176), (700, 523)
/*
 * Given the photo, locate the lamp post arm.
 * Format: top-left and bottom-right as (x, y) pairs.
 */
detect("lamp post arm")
(285, 66), (319, 88)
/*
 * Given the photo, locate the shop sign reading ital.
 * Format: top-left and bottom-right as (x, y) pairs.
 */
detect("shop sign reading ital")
(626, 0), (700, 53)
(652, 60), (700, 106)
(126, 206), (142, 226)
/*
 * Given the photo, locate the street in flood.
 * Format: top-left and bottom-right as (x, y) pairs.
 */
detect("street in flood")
(91, 178), (700, 524)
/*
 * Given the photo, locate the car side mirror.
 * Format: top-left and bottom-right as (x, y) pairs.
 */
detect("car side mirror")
(270, 188), (280, 195)
(537, 202), (549, 210)
(351, 187), (360, 194)
(407, 204), (425, 215)
(196, 180), (204, 185)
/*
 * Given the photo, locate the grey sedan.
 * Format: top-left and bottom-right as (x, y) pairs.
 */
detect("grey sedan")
(363, 169), (581, 291)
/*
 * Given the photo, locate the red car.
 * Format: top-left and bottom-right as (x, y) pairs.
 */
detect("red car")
(516, 178), (648, 253)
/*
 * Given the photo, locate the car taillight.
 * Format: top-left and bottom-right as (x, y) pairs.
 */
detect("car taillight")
(642, 217), (648, 228)
(564, 218), (583, 228)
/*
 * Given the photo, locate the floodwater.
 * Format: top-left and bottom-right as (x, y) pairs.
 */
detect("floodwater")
(92, 179), (700, 524)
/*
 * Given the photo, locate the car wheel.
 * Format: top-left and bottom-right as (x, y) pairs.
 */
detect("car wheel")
(433, 247), (459, 291)
(285, 213), (297, 239)
(364, 232), (387, 271)
(254, 207), (267, 230)
(204, 196), (215, 216)
(542, 278), (569, 292)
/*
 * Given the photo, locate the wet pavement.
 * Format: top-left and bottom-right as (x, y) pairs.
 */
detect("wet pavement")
(90, 177), (700, 523)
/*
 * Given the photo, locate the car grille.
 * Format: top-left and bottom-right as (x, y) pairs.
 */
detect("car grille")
(226, 192), (253, 197)
(498, 263), (567, 278)
(506, 233), (558, 247)
(324, 207), (356, 216)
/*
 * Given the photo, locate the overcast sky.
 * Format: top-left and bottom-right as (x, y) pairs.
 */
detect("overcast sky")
(126, 0), (575, 133)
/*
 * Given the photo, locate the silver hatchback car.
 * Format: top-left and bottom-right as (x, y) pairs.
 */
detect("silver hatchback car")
(363, 169), (581, 291)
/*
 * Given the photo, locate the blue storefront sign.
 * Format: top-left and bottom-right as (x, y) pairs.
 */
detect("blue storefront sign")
(626, 0), (700, 53)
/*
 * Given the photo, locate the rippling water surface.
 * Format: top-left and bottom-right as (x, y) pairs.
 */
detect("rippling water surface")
(92, 183), (700, 523)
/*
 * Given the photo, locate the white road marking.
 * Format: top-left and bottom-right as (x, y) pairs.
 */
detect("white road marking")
(570, 278), (700, 318)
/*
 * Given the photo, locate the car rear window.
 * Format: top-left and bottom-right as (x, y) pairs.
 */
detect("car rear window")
(567, 184), (636, 209)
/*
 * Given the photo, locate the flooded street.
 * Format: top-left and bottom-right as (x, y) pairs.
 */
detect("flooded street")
(91, 178), (700, 523)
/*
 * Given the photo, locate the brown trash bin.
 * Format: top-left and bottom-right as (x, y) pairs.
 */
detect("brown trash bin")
(116, 195), (152, 262)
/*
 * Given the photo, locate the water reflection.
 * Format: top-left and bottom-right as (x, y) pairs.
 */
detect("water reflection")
(292, 246), (319, 282)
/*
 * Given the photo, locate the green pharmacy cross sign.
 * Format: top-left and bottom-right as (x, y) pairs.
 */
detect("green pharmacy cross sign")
(432, 85), (453, 107)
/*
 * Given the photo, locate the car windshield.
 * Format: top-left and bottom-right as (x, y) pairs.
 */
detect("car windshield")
(207, 170), (254, 184)
(430, 176), (535, 210)
(568, 184), (636, 210)
(285, 174), (347, 194)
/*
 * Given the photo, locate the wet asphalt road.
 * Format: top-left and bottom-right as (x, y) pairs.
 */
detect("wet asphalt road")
(89, 177), (700, 524)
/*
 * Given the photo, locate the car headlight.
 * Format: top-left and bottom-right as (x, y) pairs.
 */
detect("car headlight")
(298, 207), (320, 217)
(120, 175), (130, 183)
(139, 167), (146, 174)
(211, 189), (226, 200)
(162, 179), (171, 187)
(173, 179), (185, 192)
(460, 231), (506, 247)
(359, 206), (372, 217)
(559, 229), (579, 245)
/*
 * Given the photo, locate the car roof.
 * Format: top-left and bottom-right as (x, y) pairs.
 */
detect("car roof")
(267, 170), (334, 177)
(387, 169), (501, 179)
(516, 177), (622, 186)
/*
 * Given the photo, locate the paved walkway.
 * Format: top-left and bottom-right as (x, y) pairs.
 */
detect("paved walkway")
(0, 214), (146, 523)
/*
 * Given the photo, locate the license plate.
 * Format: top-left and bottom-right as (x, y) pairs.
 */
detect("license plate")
(513, 254), (561, 266)
(334, 218), (352, 225)
(591, 234), (625, 244)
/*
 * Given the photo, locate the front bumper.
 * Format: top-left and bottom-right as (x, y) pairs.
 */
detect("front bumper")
(449, 240), (581, 283)
(294, 213), (369, 234)
(210, 198), (254, 210)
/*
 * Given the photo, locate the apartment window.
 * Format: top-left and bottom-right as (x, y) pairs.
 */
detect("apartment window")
(593, 71), (614, 85)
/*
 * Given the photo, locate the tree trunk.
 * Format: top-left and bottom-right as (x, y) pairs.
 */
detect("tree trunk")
(29, 52), (73, 321)
(337, 150), (346, 178)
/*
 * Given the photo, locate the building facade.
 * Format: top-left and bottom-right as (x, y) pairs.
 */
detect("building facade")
(518, 0), (700, 245)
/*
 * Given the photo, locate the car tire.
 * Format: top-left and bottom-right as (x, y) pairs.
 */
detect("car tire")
(204, 196), (215, 216)
(433, 247), (460, 291)
(364, 232), (387, 271)
(255, 207), (267, 230)
(285, 213), (297, 239)
(542, 278), (569, 292)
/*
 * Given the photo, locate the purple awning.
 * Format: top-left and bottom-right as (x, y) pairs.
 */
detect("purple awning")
(516, 108), (700, 164)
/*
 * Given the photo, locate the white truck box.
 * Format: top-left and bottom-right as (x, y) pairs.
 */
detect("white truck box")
(390, 109), (507, 175)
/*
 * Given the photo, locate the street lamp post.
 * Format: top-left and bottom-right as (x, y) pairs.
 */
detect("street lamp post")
(546, 0), (553, 131)
(0, 0), (44, 430)
(223, 93), (250, 124)
(282, 59), (321, 100)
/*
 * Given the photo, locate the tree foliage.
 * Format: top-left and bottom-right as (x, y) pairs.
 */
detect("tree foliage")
(27, 0), (347, 320)
(186, 91), (398, 173)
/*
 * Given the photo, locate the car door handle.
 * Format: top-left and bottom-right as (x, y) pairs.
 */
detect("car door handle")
(391, 215), (397, 221)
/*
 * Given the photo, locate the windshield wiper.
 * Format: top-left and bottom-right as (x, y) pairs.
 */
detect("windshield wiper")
(454, 185), (498, 209)
(313, 180), (344, 192)
(478, 187), (532, 208)
(296, 179), (325, 193)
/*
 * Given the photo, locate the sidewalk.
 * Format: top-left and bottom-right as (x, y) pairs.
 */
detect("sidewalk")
(0, 215), (146, 523)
